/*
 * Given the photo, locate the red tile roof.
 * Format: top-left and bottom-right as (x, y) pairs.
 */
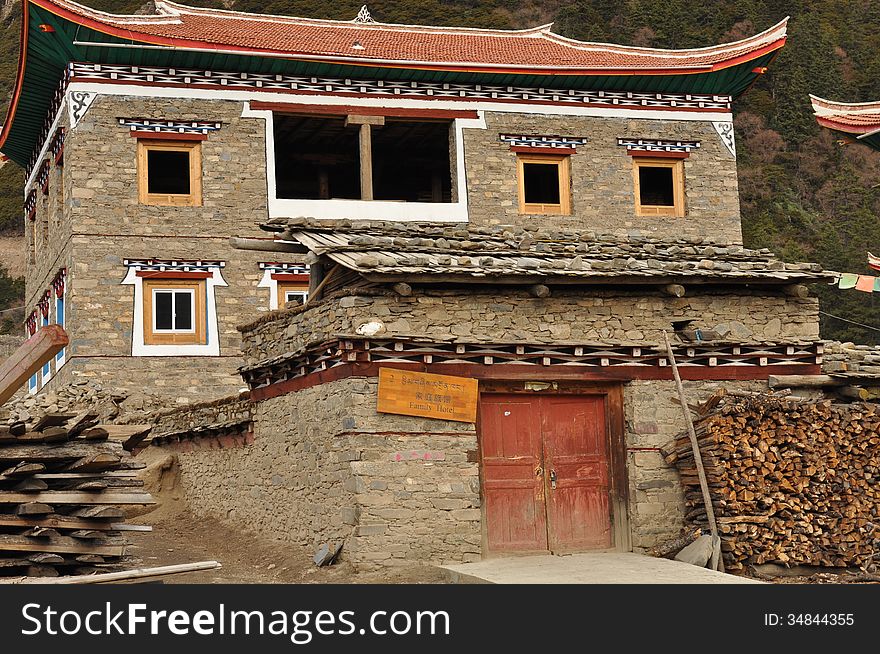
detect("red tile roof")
(811, 95), (880, 135)
(36, 0), (788, 74)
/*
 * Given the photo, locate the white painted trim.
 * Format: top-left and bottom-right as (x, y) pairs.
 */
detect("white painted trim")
(257, 268), (279, 310)
(68, 81), (733, 123)
(55, 294), (66, 370)
(241, 102), (486, 222)
(151, 287), (196, 333)
(122, 266), (227, 357)
(24, 98), (67, 194)
(40, 314), (52, 387)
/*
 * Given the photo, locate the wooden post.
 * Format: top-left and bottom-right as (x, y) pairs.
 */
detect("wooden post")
(663, 330), (724, 572)
(345, 115), (385, 201)
(308, 262), (325, 300)
(305, 264), (342, 306)
(0, 325), (68, 406)
(661, 284), (686, 298)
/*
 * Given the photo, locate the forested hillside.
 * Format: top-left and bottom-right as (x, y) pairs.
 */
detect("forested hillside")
(1, 0), (880, 342)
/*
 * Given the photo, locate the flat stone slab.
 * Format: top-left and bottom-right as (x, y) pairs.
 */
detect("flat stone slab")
(440, 552), (763, 584)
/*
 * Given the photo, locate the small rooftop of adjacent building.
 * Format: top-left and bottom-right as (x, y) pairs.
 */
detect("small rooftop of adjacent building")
(262, 218), (830, 286)
(810, 94), (880, 150)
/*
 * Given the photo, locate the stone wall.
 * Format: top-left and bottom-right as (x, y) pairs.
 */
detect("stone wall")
(147, 392), (252, 436)
(464, 113), (741, 242)
(240, 288), (820, 365)
(157, 376), (480, 569)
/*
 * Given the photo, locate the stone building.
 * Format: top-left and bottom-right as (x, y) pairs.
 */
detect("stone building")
(0, 2), (830, 566)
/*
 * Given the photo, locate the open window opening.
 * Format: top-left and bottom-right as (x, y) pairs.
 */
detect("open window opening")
(633, 158), (684, 217)
(137, 140), (202, 206)
(372, 120), (452, 202)
(273, 114), (453, 202)
(517, 153), (571, 215)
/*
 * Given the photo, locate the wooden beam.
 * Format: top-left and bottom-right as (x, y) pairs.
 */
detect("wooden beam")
(0, 535), (125, 557)
(0, 492), (154, 505)
(360, 272), (825, 287)
(0, 515), (145, 531)
(392, 282), (413, 297)
(768, 374), (840, 389)
(249, 101), (478, 120)
(783, 284), (810, 298)
(228, 237), (307, 253)
(0, 325), (68, 405)
(306, 263), (342, 305)
(1, 561), (222, 585)
(528, 284), (551, 298)
(661, 284), (686, 297)
(344, 114), (386, 127)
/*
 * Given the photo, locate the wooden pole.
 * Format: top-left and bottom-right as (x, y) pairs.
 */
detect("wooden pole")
(0, 561), (221, 585)
(0, 325), (68, 406)
(345, 115), (384, 201)
(663, 330), (724, 572)
(305, 264), (342, 306)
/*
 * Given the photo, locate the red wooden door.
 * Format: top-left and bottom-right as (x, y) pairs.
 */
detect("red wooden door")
(481, 394), (547, 551)
(481, 393), (612, 553)
(542, 396), (612, 551)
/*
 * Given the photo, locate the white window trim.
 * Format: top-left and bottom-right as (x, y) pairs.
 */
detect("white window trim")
(55, 294), (66, 369)
(257, 268), (309, 310)
(40, 313), (52, 387)
(122, 266), (227, 357)
(152, 288), (197, 334)
(242, 103), (486, 223)
(284, 290), (308, 306)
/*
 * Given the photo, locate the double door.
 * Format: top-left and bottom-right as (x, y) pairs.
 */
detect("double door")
(481, 393), (612, 552)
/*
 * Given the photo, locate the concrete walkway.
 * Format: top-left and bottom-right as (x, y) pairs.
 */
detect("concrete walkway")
(440, 552), (762, 584)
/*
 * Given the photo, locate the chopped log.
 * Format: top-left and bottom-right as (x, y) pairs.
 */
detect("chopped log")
(80, 427), (110, 442)
(782, 284), (809, 298)
(24, 527), (60, 539)
(0, 492), (154, 505)
(63, 453), (122, 473)
(69, 531), (103, 540)
(27, 552), (64, 564)
(75, 554), (105, 564)
(9, 422), (27, 437)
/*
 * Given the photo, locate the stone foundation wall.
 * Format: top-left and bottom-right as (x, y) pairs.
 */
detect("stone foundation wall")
(146, 392), (253, 435)
(465, 113), (742, 242)
(240, 288), (820, 364)
(158, 376), (480, 568)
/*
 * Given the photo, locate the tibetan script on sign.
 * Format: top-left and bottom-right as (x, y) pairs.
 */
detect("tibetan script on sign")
(377, 368), (478, 423)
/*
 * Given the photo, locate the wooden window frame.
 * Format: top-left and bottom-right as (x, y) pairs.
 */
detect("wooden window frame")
(137, 139), (203, 207)
(516, 153), (571, 215)
(277, 281), (309, 307)
(143, 279), (206, 345)
(632, 157), (685, 217)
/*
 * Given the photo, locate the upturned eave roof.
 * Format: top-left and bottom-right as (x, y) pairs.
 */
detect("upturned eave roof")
(0, 1), (788, 166)
(810, 94), (880, 150)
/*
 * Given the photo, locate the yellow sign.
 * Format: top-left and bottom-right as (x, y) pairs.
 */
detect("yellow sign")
(377, 368), (478, 423)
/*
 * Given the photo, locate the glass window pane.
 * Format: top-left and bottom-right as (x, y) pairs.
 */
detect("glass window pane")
(147, 149), (191, 195)
(285, 292), (306, 305)
(154, 291), (173, 330)
(638, 166), (675, 206)
(523, 162), (561, 204)
(174, 291), (193, 330)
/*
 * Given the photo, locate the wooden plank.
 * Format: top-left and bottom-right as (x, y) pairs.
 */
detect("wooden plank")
(1, 561), (222, 584)
(376, 367), (478, 423)
(69, 506), (125, 519)
(0, 442), (123, 463)
(1, 462), (46, 478)
(0, 491), (154, 505)
(63, 453), (122, 472)
(0, 515), (146, 532)
(0, 535), (125, 557)
(66, 412), (100, 438)
(33, 413), (76, 431)
(0, 326), (68, 406)
(768, 374), (840, 389)
(33, 471), (138, 480)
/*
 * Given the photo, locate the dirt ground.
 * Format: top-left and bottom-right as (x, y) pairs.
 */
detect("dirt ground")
(126, 510), (448, 584)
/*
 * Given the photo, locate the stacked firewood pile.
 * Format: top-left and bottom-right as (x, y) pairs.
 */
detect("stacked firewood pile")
(661, 391), (879, 572)
(0, 411), (153, 577)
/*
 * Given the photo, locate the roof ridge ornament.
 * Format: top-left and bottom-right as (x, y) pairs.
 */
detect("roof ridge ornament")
(353, 5), (376, 23)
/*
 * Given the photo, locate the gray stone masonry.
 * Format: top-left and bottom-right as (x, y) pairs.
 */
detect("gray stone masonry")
(160, 376), (479, 569)
(464, 113), (742, 242)
(239, 288), (820, 366)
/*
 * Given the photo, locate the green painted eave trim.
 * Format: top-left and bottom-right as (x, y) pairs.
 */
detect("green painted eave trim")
(1, 5), (770, 168)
